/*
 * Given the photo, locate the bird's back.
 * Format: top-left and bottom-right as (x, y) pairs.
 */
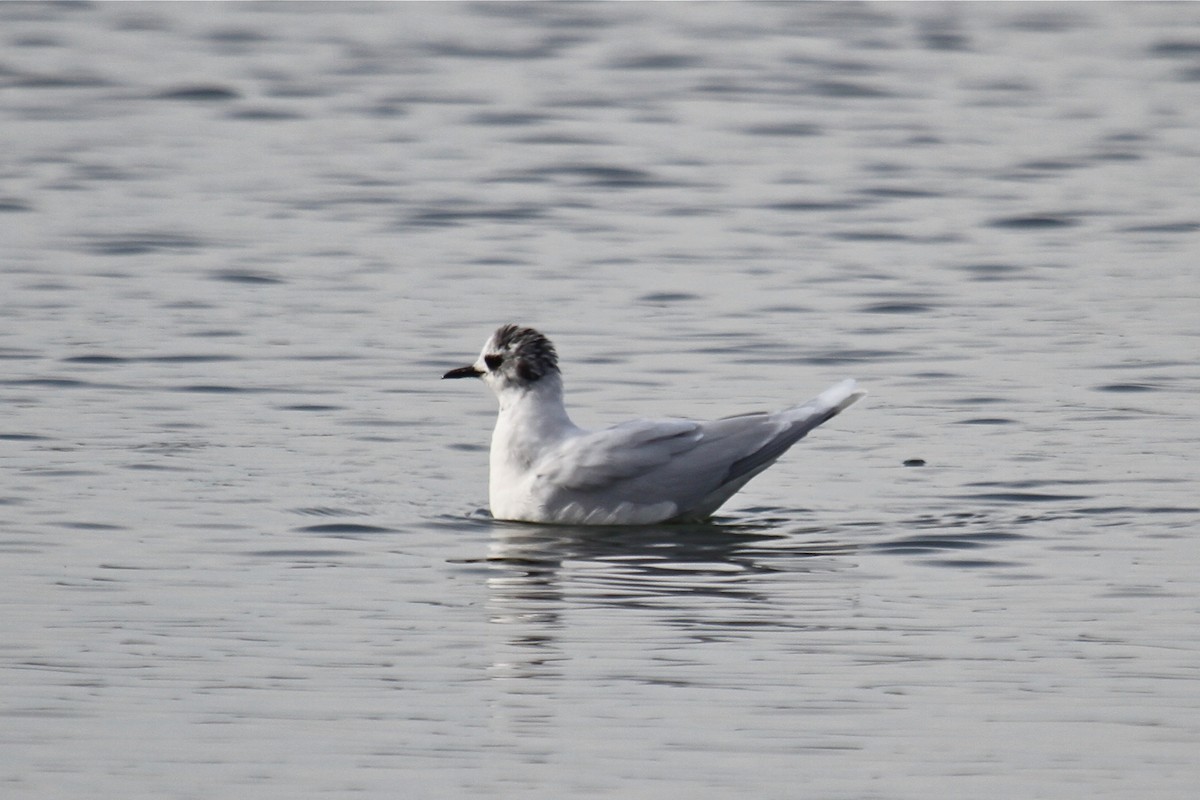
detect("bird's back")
(504, 379), (864, 525)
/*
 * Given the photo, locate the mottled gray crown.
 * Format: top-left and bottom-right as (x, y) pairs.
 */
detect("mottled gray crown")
(487, 324), (559, 385)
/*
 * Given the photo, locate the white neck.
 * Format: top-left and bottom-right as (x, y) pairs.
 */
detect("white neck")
(489, 373), (578, 499)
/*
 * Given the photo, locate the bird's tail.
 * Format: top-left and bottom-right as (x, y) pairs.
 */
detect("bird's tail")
(714, 379), (865, 498)
(816, 378), (865, 416)
(781, 378), (865, 429)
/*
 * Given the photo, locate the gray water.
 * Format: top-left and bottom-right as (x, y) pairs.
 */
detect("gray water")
(2, 2), (1199, 798)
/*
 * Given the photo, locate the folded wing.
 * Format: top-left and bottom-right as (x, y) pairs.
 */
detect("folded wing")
(539, 418), (702, 490)
(534, 379), (864, 520)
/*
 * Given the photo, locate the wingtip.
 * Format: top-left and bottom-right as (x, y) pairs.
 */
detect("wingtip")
(823, 379), (866, 414)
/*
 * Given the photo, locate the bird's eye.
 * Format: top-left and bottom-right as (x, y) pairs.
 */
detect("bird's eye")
(484, 354), (503, 371)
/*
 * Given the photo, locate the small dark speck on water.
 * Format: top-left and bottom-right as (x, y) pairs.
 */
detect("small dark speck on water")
(904, 459), (927, 467)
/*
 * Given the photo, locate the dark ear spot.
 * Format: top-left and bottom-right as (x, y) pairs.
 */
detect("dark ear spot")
(484, 354), (503, 371)
(517, 360), (538, 382)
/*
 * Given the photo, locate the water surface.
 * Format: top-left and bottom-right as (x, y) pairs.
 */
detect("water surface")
(2, 3), (1199, 798)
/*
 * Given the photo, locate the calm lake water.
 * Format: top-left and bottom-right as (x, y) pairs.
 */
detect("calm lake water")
(2, 2), (1199, 798)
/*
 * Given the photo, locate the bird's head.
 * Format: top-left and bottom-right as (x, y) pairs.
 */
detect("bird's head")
(443, 324), (560, 394)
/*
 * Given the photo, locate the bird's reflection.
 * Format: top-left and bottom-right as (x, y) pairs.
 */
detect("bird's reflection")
(457, 509), (858, 682)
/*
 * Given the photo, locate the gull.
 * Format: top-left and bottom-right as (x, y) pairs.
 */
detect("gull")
(443, 324), (864, 526)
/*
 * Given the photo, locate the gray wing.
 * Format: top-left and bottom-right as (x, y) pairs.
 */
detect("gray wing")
(538, 418), (703, 490)
(717, 379), (865, 487)
(535, 380), (864, 517)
